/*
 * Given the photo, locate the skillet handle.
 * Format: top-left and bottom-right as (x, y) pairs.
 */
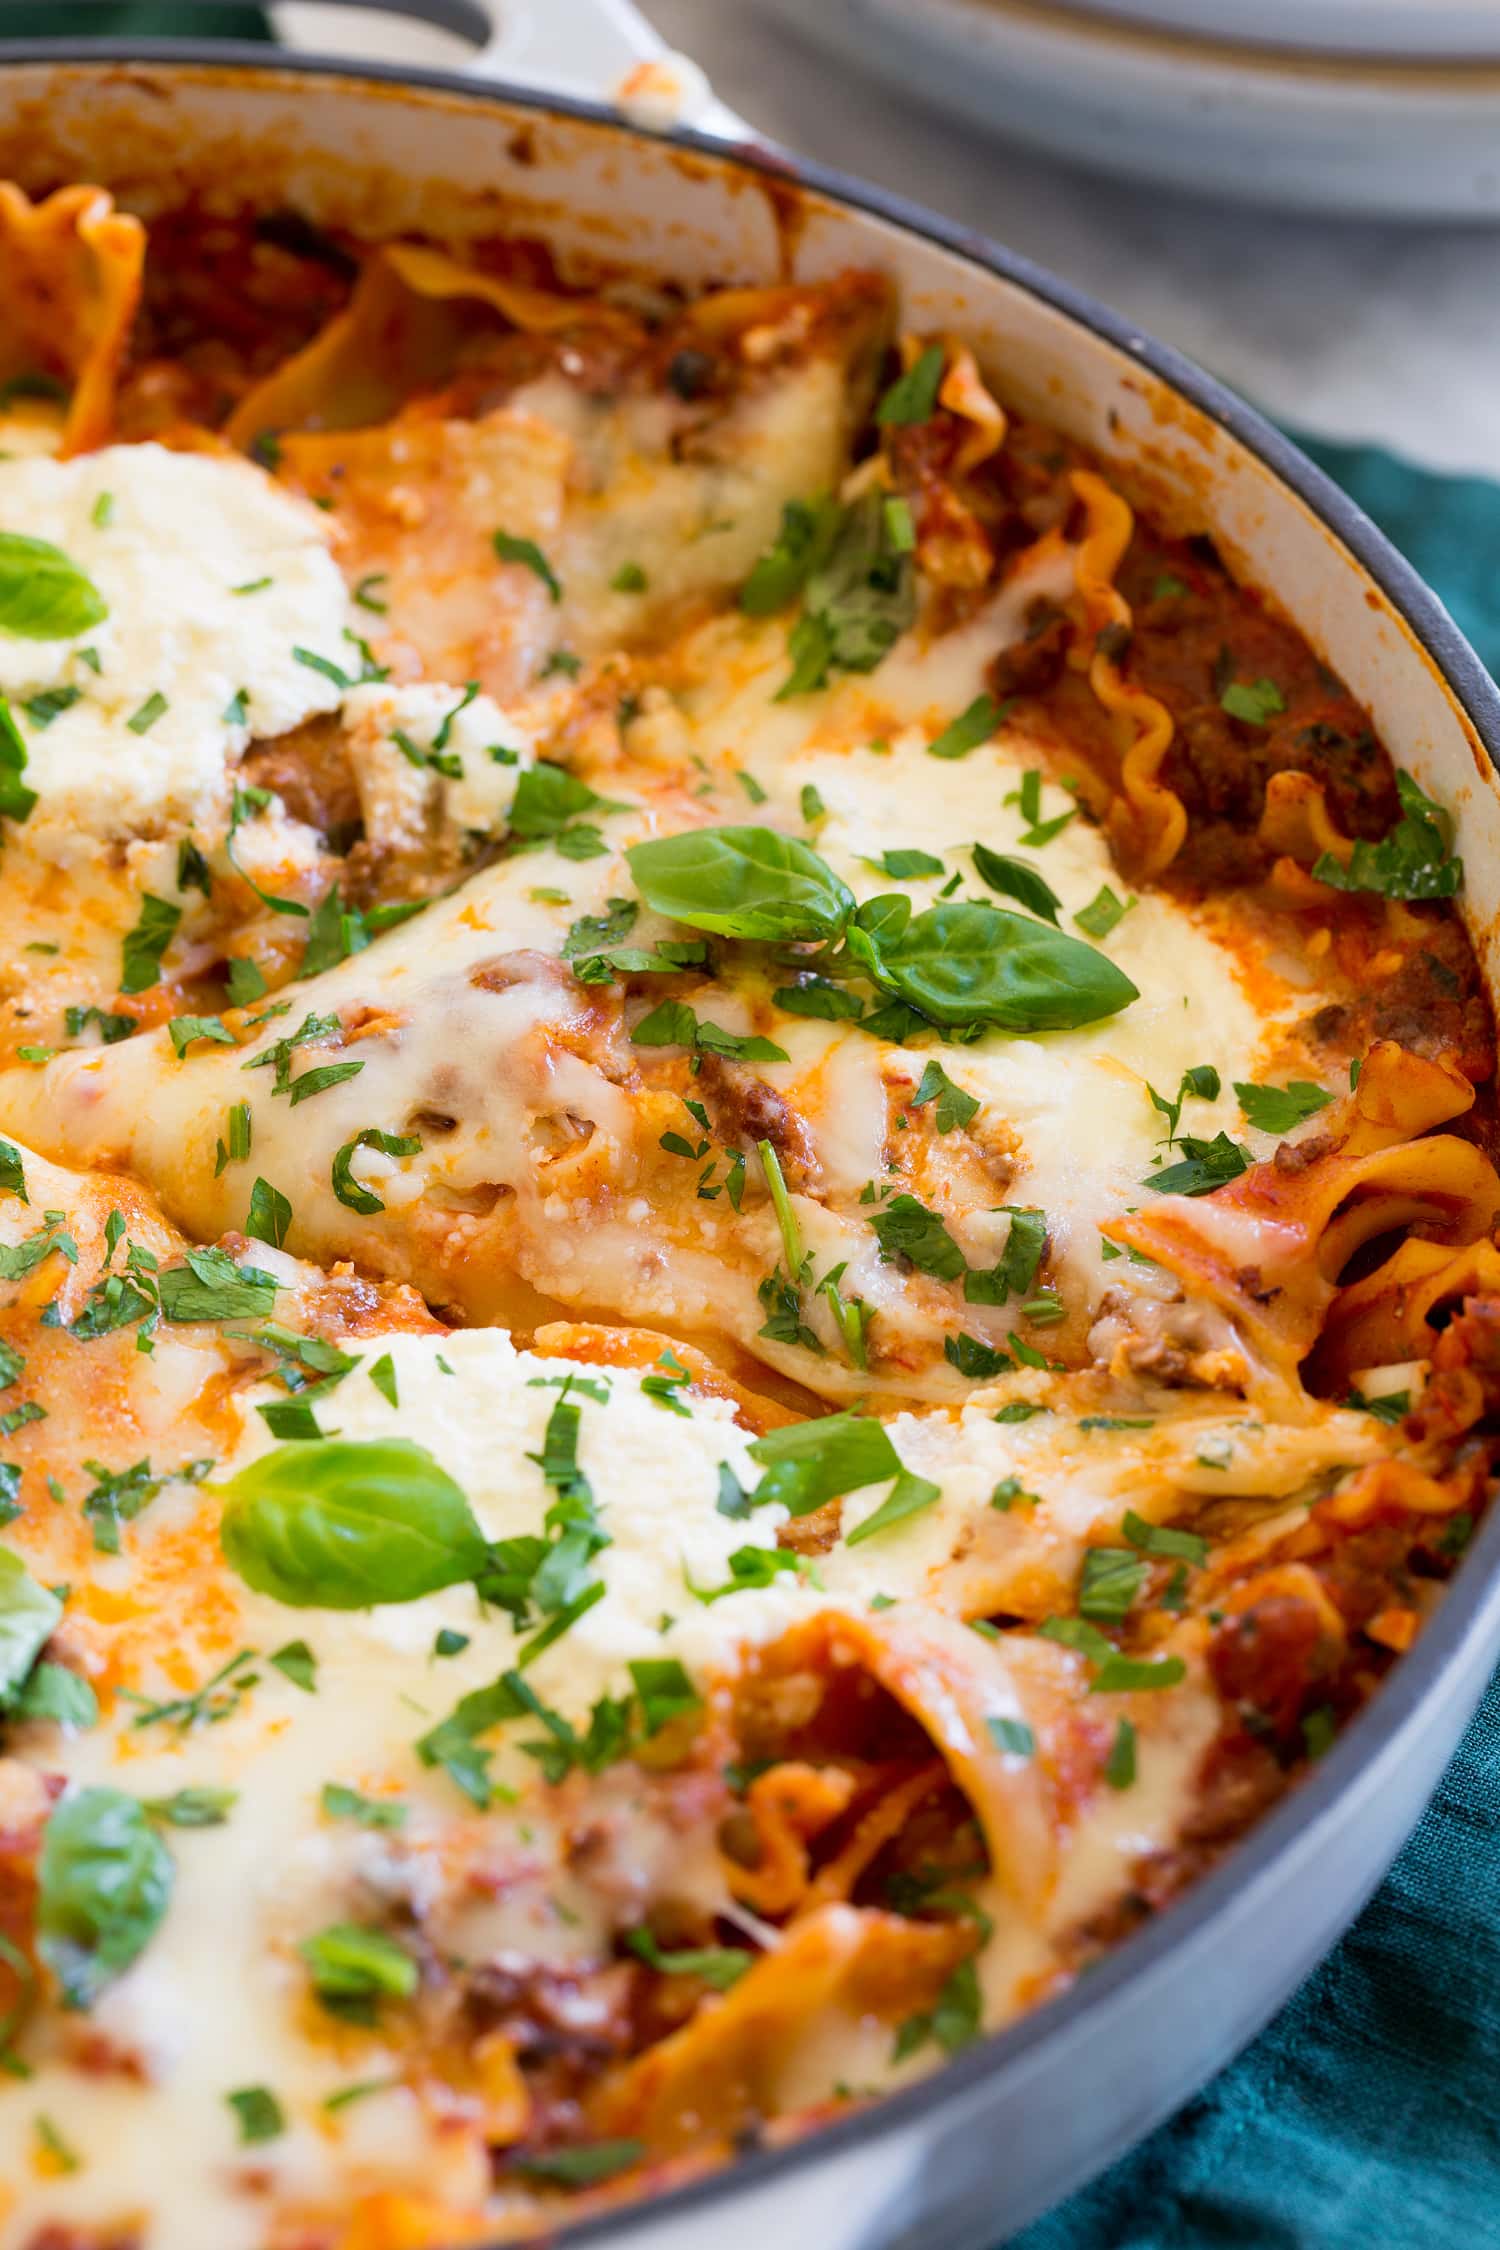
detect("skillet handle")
(469, 0), (748, 136)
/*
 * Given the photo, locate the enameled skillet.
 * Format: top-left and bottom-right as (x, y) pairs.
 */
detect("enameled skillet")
(2, 25), (1499, 2248)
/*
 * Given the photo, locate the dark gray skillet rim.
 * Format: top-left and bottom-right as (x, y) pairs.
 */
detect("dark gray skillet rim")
(8, 39), (1500, 2242)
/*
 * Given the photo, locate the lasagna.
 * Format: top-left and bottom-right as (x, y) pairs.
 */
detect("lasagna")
(0, 180), (1494, 2250)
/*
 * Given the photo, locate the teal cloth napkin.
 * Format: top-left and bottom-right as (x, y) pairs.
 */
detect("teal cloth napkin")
(1, 0), (1493, 2218)
(1018, 433), (1500, 2248)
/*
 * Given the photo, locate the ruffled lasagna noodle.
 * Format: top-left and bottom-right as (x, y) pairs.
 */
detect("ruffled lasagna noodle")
(0, 189), (1494, 2250)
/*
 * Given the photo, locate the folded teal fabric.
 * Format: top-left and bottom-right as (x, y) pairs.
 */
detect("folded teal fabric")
(1017, 435), (1500, 2249)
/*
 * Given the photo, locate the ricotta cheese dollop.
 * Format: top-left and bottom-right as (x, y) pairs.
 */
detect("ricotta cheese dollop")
(0, 442), (354, 840)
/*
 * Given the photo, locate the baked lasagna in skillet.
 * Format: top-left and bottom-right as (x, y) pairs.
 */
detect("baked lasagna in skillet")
(0, 181), (1494, 2250)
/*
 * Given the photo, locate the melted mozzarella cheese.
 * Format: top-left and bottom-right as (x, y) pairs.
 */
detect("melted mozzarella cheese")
(0, 443), (353, 839)
(615, 550), (1312, 1313)
(809, 727), (1283, 1311)
(0, 1331), (787, 2250)
(0, 1155), (1386, 2248)
(513, 353), (869, 659)
(0, 658), (1311, 1401)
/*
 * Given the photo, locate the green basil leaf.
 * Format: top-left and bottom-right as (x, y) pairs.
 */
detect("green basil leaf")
(0, 1545), (61, 1704)
(37, 1786), (172, 2009)
(0, 532), (108, 640)
(747, 1411), (901, 1516)
(627, 825), (853, 943)
(218, 1437), (487, 1609)
(861, 901), (1138, 1032)
(971, 844), (1062, 925)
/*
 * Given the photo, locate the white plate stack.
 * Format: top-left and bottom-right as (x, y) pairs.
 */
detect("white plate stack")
(748, 0), (1500, 217)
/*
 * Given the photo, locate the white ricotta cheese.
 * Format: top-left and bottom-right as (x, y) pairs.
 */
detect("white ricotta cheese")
(0, 442), (353, 840)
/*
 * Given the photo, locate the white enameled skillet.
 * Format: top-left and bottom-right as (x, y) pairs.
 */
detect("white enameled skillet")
(2, 17), (1500, 2244)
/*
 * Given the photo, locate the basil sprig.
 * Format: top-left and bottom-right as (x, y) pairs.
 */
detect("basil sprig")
(628, 826), (1136, 1036)
(219, 1438), (487, 1608)
(627, 825), (854, 943)
(0, 532), (108, 640)
(37, 1787), (173, 2009)
(848, 896), (1138, 1033)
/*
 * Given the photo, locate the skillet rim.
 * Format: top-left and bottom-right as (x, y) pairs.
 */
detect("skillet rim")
(3, 40), (1500, 2244)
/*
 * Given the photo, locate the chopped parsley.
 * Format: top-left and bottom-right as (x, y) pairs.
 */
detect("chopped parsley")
(492, 530), (561, 601)
(1234, 1079), (1334, 1135)
(875, 342), (945, 426)
(227, 2086), (285, 2144)
(928, 694), (1002, 762)
(1074, 885), (1133, 940)
(168, 1014), (234, 1060)
(119, 893), (180, 995)
(125, 691), (168, 735)
(1219, 676), (1286, 727)
(158, 1245), (277, 1324)
(1312, 770), (1462, 901)
(910, 1059), (979, 1134)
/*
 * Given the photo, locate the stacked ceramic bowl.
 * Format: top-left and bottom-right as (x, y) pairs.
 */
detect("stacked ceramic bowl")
(749, 0), (1500, 216)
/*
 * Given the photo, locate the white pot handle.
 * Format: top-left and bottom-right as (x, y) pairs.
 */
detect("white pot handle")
(469, 0), (748, 136)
